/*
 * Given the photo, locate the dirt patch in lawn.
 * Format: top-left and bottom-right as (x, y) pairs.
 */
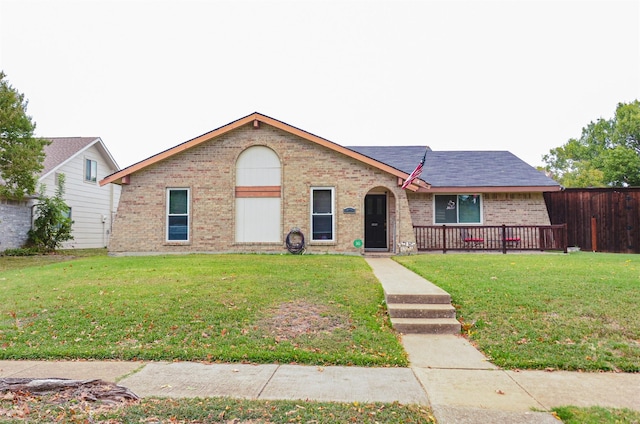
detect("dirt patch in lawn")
(258, 300), (349, 341)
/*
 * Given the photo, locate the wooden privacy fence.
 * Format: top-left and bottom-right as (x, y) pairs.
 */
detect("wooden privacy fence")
(544, 188), (640, 253)
(413, 224), (568, 254)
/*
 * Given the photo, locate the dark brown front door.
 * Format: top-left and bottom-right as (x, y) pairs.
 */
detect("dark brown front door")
(365, 194), (387, 249)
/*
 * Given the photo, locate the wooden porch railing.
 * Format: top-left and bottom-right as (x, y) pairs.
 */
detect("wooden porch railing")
(413, 224), (568, 254)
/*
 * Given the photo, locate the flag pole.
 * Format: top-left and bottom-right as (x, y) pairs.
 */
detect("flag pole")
(401, 147), (428, 190)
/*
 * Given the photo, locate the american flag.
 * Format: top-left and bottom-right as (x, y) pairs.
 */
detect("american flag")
(401, 149), (427, 189)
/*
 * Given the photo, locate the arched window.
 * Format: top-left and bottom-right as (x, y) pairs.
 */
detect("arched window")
(235, 146), (281, 242)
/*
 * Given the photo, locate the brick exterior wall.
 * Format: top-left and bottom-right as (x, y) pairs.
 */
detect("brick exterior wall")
(0, 198), (32, 250)
(109, 123), (416, 255)
(482, 193), (551, 225)
(408, 192), (551, 226)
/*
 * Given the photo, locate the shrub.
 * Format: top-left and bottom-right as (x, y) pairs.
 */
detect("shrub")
(1, 247), (40, 256)
(27, 174), (73, 252)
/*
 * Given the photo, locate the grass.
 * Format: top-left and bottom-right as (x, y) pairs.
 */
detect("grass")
(394, 251), (640, 372)
(0, 253), (406, 366)
(552, 406), (640, 424)
(0, 248), (104, 272)
(0, 395), (435, 423)
(2, 250), (639, 423)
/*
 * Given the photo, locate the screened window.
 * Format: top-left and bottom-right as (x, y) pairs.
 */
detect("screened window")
(85, 159), (97, 183)
(167, 188), (189, 241)
(311, 188), (334, 241)
(434, 194), (482, 224)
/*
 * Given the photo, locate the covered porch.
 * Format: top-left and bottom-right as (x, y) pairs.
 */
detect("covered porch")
(413, 224), (568, 254)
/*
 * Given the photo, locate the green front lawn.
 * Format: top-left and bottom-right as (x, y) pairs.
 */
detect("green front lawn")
(552, 406), (640, 424)
(2, 251), (639, 423)
(395, 252), (640, 372)
(0, 254), (406, 366)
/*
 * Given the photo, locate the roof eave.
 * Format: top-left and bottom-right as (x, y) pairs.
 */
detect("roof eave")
(100, 113), (423, 187)
(425, 185), (561, 193)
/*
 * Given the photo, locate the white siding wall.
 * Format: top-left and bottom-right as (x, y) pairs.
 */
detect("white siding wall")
(40, 145), (121, 249)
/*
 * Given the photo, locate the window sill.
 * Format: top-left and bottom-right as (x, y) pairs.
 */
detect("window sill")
(233, 242), (282, 245)
(309, 240), (336, 246)
(164, 241), (191, 246)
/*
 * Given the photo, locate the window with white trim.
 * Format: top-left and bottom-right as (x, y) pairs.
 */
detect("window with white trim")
(85, 159), (97, 183)
(167, 188), (189, 241)
(311, 187), (334, 241)
(434, 194), (482, 224)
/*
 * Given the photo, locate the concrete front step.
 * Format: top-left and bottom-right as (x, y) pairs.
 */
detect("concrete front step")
(385, 293), (451, 305)
(388, 303), (456, 319)
(365, 258), (460, 335)
(392, 318), (462, 335)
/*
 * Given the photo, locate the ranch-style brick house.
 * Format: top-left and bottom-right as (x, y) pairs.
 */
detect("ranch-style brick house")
(100, 113), (560, 255)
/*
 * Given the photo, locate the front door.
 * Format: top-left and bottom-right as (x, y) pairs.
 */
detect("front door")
(365, 194), (387, 249)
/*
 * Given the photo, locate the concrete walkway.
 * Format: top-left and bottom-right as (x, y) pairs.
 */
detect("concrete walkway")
(367, 258), (640, 423)
(1, 257), (638, 424)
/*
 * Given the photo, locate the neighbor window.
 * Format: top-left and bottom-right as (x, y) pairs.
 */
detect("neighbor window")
(85, 159), (97, 183)
(57, 207), (71, 230)
(311, 187), (334, 241)
(167, 188), (189, 241)
(434, 194), (482, 224)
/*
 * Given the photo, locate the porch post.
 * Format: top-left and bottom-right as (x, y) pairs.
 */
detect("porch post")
(502, 224), (507, 254)
(442, 225), (447, 254)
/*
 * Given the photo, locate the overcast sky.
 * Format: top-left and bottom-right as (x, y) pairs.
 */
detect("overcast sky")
(1, 0), (638, 169)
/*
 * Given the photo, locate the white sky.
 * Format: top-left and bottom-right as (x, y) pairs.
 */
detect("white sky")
(1, 0), (639, 169)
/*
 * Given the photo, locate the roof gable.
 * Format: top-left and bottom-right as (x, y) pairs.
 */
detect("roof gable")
(99, 113), (426, 190)
(41, 137), (120, 180)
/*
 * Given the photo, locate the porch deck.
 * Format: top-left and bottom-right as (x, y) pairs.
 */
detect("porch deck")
(413, 224), (568, 254)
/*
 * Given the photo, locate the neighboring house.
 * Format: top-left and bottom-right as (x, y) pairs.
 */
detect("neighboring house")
(100, 113), (560, 255)
(0, 196), (32, 251)
(0, 137), (121, 250)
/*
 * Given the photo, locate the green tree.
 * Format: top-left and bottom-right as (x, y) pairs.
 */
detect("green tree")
(543, 100), (640, 187)
(0, 71), (49, 199)
(27, 174), (74, 252)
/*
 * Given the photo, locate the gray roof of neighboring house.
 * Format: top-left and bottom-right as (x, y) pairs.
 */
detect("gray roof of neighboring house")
(40, 137), (119, 179)
(42, 137), (99, 176)
(346, 146), (559, 188)
(0, 137), (100, 189)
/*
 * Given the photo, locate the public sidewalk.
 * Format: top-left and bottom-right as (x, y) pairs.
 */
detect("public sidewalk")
(1, 258), (638, 423)
(2, 338), (638, 424)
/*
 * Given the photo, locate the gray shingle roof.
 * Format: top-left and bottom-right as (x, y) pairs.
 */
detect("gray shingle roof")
(346, 146), (559, 188)
(42, 137), (99, 176)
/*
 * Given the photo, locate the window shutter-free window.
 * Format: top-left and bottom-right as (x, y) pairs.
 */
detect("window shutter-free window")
(458, 195), (481, 223)
(435, 195), (458, 224)
(434, 194), (482, 224)
(85, 159), (97, 182)
(167, 189), (189, 241)
(311, 188), (334, 241)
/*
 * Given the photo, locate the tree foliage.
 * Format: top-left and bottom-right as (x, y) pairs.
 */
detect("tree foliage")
(27, 174), (74, 252)
(0, 71), (49, 199)
(543, 100), (640, 187)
